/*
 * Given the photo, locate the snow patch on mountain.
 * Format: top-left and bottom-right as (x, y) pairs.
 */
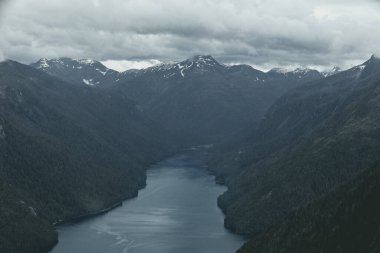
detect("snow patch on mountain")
(96, 68), (107, 76)
(180, 61), (194, 77)
(78, 59), (96, 65)
(136, 55), (221, 78)
(83, 78), (96, 86)
(293, 68), (314, 75)
(38, 58), (50, 68)
(193, 55), (218, 67)
(322, 66), (342, 77)
(269, 67), (317, 76)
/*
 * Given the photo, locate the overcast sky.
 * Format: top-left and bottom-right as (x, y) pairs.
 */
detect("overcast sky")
(0, 0), (379, 71)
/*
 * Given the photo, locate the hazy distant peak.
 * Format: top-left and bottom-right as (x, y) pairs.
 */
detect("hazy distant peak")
(268, 67), (321, 77)
(352, 54), (380, 79)
(370, 54), (379, 60)
(138, 55), (223, 78)
(268, 68), (289, 74)
(34, 58), (106, 69)
(31, 57), (120, 86)
(35, 58), (50, 69)
(186, 55), (220, 66)
(366, 54), (380, 64)
(322, 66), (342, 77)
(331, 66), (342, 72)
(292, 68), (317, 74)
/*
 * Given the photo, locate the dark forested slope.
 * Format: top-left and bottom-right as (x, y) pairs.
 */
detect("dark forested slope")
(238, 162), (380, 253)
(3, 54), (323, 253)
(16, 54), (380, 253)
(0, 60), (174, 253)
(209, 56), (380, 249)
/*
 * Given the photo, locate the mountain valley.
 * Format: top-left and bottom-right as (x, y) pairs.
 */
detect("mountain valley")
(1, 54), (380, 253)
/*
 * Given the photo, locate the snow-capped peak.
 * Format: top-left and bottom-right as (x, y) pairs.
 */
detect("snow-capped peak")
(33, 58), (113, 74)
(37, 58), (50, 68)
(322, 66), (342, 77)
(269, 67), (317, 75)
(34, 58), (54, 69)
(34, 58), (103, 69)
(31, 57), (119, 86)
(78, 59), (97, 65)
(187, 55), (220, 68)
(139, 55), (221, 78)
(292, 68), (314, 74)
(175, 55), (221, 77)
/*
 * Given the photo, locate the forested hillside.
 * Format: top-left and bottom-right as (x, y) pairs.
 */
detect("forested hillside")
(3, 55), (380, 253)
(209, 55), (380, 250)
(0, 60), (175, 253)
(238, 162), (380, 253)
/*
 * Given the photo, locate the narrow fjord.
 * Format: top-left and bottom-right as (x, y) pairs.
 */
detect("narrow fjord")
(1, 1), (380, 250)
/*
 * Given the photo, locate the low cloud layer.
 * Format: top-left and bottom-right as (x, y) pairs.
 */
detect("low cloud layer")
(0, 0), (379, 70)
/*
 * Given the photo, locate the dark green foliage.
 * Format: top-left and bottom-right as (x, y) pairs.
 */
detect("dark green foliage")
(0, 60), (175, 253)
(4, 54), (380, 253)
(209, 56), (380, 250)
(239, 163), (380, 253)
(0, 184), (57, 253)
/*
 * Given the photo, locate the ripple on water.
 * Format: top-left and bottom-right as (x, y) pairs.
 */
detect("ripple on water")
(50, 153), (246, 253)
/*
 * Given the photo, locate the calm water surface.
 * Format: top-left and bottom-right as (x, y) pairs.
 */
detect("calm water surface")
(50, 151), (245, 253)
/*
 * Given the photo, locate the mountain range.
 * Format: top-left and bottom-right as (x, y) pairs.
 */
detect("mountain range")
(1, 54), (379, 253)
(32, 55), (327, 88)
(31, 55), (326, 144)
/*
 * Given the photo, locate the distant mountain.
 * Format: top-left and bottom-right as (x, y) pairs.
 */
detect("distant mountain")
(31, 55), (325, 144)
(136, 55), (225, 78)
(0, 60), (174, 253)
(267, 67), (324, 80)
(322, 66), (342, 77)
(106, 55), (325, 144)
(31, 58), (123, 86)
(12, 53), (379, 253)
(208, 55), (380, 249)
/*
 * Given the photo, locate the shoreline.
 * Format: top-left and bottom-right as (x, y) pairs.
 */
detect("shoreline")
(53, 201), (124, 227)
(48, 149), (245, 253)
(47, 187), (144, 253)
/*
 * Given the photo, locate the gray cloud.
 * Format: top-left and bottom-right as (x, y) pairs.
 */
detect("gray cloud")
(0, 0), (379, 70)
